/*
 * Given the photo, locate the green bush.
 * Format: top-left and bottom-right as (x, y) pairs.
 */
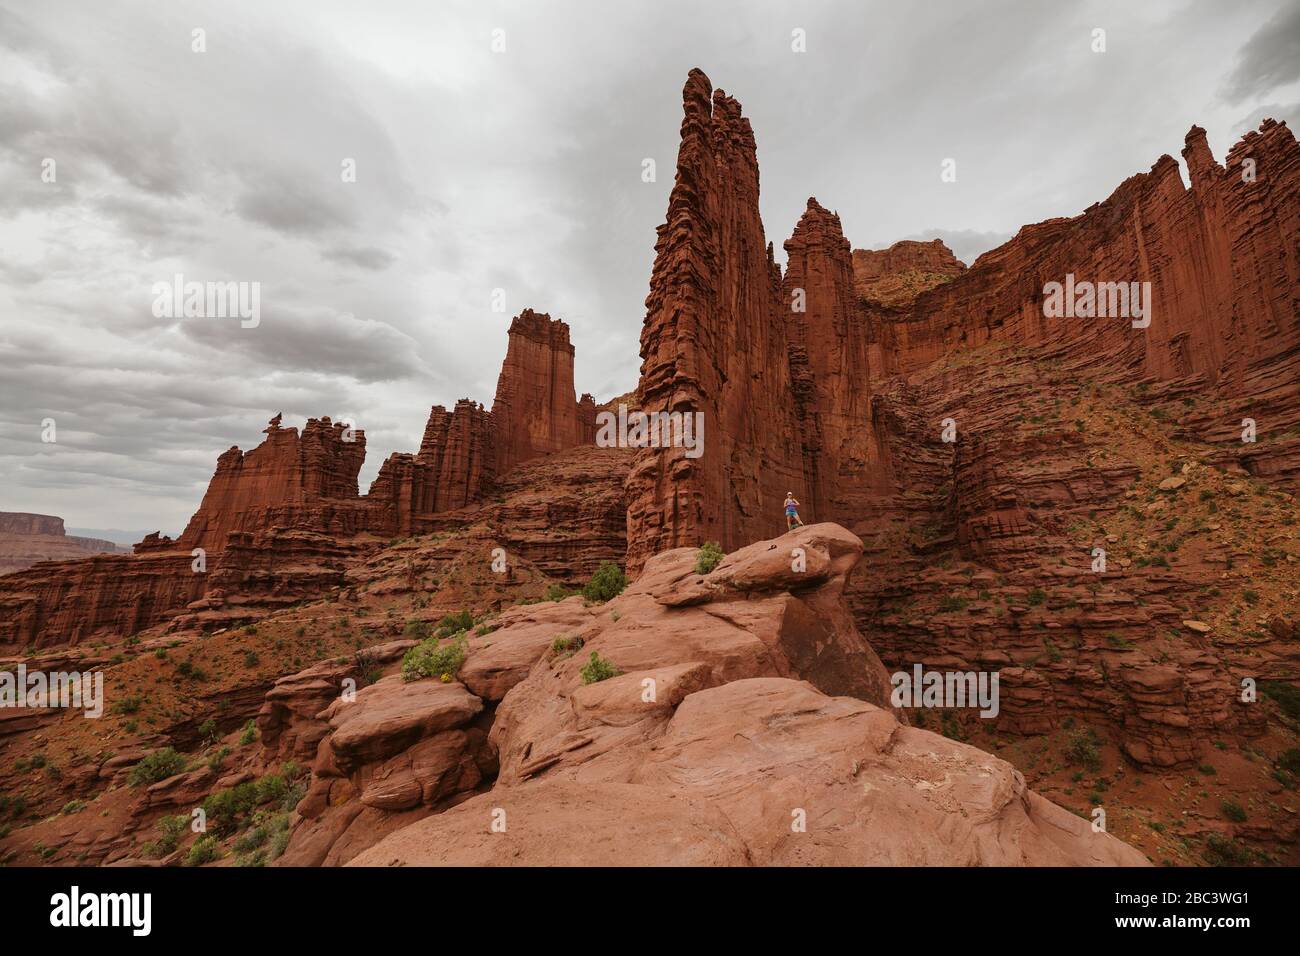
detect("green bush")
(1065, 729), (1101, 771)
(580, 651), (621, 685)
(1278, 748), (1300, 775)
(401, 634), (468, 682)
(582, 562), (627, 603)
(256, 774), (288, 806)
(696, 541), (725, 575)
(1220, 800), (1247, 823)
(1027, 587), (1047, 606)
(435, 610), (473, 636)
(239, 719), (258, 746)
(1204, 833), (1252, 866)
(184, 835), (219, 867)
(142, 815), (188, 859)
(545, 584), (573, 602)
(402, 619), (432, 639)
(128, 747), (187, 787)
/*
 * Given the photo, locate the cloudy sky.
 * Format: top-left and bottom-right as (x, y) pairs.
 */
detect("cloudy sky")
(1, 0), (1296, 537)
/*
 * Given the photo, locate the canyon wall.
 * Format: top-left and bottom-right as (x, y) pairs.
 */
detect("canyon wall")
(0, 512), (125, 576)
(177, 416), (368, 554)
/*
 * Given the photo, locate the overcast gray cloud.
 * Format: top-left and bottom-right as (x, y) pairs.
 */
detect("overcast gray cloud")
(0, 0), (1294, 535)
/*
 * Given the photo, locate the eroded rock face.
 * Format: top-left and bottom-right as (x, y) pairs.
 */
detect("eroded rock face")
(0, 512), (126, 577)
(179, 416), (368, 554)
(0, 311), (605, 648)
(349, 523), (1147, 867)
(490, 309), (589, 475)
(626, 69), (806, 573)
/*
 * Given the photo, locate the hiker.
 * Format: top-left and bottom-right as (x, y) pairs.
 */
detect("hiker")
(784, 492), (803, 531)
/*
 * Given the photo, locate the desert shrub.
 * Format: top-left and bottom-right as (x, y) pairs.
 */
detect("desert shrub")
(184, 835), (219, 867)
(435, 610), (473, 636)
(197, 718), (217, 741)
(256, 774), (288, 806)
(142, 815), (188, 859)
(1027, 587), (1047, 606)
(580, 651), (621, 685)
(1277, 748), (1300, 775)
(1220, 800), (1247, 823)
(402, 619), (431, 640)
(128, 747), (186, 787)
(938, 594), (968, 613)
(582, 562), (627, 603)
(1065, 729), (1101, 771)
(1203, 833), (1252, 866)
(1261, 681), (1300, 722)
(545, 584), (573, 602)
(112, 696), (143, 715)
(696, 541), (725, 575)
(206, 747), (230, 772)
(401, 634), (468, 682)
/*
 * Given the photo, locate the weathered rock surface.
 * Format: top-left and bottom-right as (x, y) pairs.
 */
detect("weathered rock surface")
(350, 524), (1147, 867)
(0, 512), (126, 576)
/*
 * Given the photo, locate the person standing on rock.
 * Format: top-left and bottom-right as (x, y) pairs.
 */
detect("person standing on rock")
(784, 492), (803, 531)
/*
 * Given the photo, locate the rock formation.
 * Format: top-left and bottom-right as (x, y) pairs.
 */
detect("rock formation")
(626, 69), (806, 572)
(348, 524), (1147, 866)
(489, 309), (589, 474)
(0, 512), (126, 576)
(178, 416), (369, 554)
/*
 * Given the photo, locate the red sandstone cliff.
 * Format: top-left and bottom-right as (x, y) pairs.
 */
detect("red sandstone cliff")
(489, 309), (588, 474)
(178, 415), (368, 554)
(625, 69), (806, 572)
(0, 512), (127, 576)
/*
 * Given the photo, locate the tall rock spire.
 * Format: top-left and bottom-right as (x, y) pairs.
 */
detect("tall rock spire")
(626, 69), (807, 572)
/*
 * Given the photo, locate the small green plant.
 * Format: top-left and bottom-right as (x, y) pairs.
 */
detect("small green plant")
(435, 610), (473, 636)
(582, 562), (627, 603)
(402, 619), (432, 639)
(401, 634), (468, 682)
(938, 594), (968, 613)
(695, 541), (725, 575)
(1027, 587), (1047, 606)
(207, 746), (231, 772)
(1065, 728), (1102, 771)
(198, 718), (217, 742)
(1220, 800), (1247, 823)
(184, 835), (219, 867)
(128, 747), (186, 787)
(545, 584), (573, 602)
(551, 634), (583, 656)
(580, 651), (621, 685)
(1203, 833), (1251, 866)
(239, 719), (258, 746)
(112, 696), (143, 715)
(142, 815), (188, 859)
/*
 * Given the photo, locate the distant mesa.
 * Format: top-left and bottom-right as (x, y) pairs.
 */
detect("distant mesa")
(0, 512), (128, 576)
